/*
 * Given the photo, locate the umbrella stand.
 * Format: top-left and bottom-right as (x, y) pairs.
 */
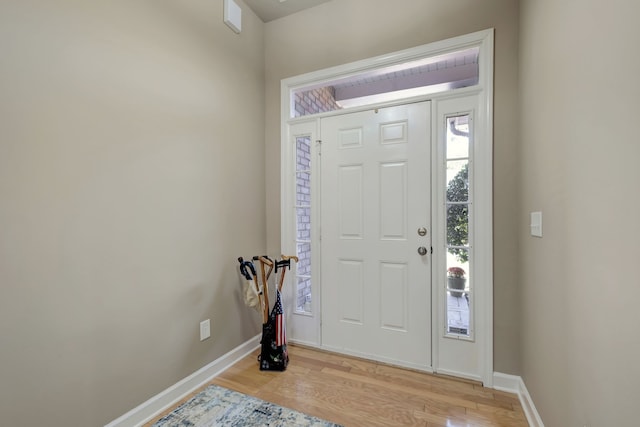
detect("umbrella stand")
(239, 254), (298, 372)
(257, 254), (298, 371)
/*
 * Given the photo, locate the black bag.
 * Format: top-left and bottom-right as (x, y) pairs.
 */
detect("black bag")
(258, 290), (288, 371)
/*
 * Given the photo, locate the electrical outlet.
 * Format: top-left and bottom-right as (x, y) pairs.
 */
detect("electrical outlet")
(200, 319), (210, 341)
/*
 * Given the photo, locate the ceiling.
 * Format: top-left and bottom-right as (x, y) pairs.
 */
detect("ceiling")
(243, 0), (333, 22)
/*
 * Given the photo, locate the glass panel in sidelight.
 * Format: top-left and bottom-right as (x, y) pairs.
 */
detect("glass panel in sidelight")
(296, 172), (311, 206)
(446, 115), (470, 159)
(446, 203), (469, 247)
(296, 207), (311, 241)
(296, 136), (312, 171)
(446, 160), (469, 202)
(296, 242), (312, 276)
(446, 249), (470, 336)
(296, 276), (312, 312)
(296, 241), (312, 313)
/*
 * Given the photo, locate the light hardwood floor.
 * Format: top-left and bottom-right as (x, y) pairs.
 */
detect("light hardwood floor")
(146, 345), (528, 426)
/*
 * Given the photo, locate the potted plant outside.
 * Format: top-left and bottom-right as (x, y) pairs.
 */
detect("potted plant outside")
(447, 266), (466, 297)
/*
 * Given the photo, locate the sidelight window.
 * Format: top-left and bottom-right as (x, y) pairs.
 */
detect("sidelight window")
(445, 114), (472, 337)
(295, 136), (313, 313)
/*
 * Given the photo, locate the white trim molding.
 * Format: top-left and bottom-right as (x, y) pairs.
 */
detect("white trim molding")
(493, 372), (545, 427)
(104, 334), (261, 427)
(282, 28), (495, 385)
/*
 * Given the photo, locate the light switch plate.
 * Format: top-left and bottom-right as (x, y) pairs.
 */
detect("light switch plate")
(530, 211), (542, 237)
(200, 319), (211, 341)
(224, 0), (242, 34)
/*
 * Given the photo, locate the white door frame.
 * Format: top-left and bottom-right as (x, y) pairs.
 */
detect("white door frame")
(280, 29), (494, 386)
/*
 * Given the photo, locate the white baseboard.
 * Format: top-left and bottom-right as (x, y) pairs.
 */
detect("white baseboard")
(493, 372), (544, 427)
(492, 372), (520, 393)
(105, 334), (261, 427)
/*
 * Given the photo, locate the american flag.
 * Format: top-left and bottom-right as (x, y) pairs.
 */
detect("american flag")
(273, 290), (286, 347)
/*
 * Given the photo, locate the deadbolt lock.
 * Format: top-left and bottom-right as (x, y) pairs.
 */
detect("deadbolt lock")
(417, 227), (427, 236)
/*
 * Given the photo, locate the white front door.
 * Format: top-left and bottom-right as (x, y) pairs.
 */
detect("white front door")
(320, 102), (432, 370)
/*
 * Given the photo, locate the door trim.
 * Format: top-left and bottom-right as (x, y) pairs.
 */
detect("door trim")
(281, 29), (494, 385)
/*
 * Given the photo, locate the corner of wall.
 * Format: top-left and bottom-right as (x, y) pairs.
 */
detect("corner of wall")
(493, 372), (544, 427)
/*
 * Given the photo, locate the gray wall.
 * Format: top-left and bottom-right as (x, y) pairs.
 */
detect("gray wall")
(264, 0), (521, 375)
(0, 1), (265, 425)
(6, 0), (638, 425)
(519, 0), (640, 425)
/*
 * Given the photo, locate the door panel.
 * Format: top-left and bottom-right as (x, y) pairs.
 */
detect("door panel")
(337, 165), (363, 238)
(379, 261), (408, 331)
(379, 162), (407, 239)
(337, 259), (364, 323)
(320, 102), (431, 370)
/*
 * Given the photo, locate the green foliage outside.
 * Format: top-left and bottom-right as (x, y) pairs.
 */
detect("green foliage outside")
(446, 163), (469, 263)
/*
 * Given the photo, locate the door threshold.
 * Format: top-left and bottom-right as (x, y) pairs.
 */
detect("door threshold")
(288, 340), (433, 375)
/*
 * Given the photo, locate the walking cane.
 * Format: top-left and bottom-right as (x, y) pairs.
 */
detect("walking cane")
(275, 255), (299, 292)
(254, 256), (274, 324)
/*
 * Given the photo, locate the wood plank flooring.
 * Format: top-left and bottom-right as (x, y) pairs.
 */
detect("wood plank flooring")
(145, 345), (528, 426)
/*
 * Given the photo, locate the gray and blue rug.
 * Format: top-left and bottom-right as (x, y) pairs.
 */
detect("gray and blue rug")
(152, 384), (342, 427)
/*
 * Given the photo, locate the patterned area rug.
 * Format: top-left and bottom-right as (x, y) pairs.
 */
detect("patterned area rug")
(152, 384), (342, 427)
